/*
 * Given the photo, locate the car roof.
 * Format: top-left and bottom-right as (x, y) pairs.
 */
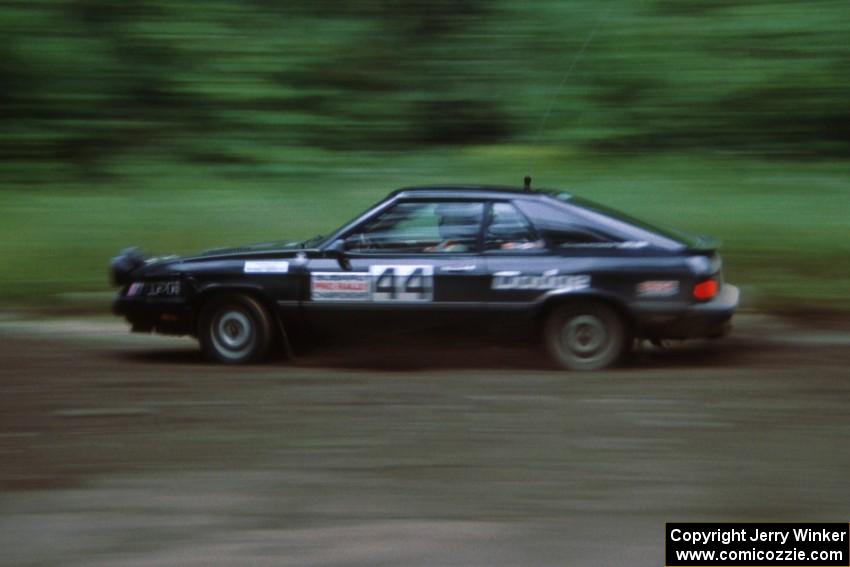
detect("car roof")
(389, 185), (571, 201)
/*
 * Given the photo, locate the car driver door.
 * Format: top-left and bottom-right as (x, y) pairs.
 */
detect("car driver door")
(302, 199), (491, 336)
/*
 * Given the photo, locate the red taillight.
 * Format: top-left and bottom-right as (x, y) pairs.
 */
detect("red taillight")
(693, 278), (718, 301)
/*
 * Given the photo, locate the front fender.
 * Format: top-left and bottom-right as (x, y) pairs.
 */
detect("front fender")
(190, 282), (293, 359)
(191, 282), (275, 313)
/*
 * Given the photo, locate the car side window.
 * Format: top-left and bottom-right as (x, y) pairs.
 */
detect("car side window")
(484, 203), (545, 252)
(514, 200), (622, 249)
(345, 201), (484, 253)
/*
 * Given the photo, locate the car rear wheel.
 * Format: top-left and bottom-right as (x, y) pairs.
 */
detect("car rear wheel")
(544, 302), (630, 371)
(199, 294), (273, 364)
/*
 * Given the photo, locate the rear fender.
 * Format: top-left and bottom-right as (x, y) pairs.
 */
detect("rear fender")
(534, 289), (635, 336)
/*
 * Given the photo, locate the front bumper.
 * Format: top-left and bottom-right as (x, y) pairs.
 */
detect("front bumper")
(112, 294), (193, 335)
(633, 284), (740, 340)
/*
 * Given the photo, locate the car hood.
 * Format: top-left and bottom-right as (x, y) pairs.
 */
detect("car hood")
(113, 239), (305, 281)
(192, 239), (304, 258)
(141, 239), (302, 265)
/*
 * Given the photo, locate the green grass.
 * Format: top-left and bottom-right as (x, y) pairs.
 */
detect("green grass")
(1, 148), (848, 312)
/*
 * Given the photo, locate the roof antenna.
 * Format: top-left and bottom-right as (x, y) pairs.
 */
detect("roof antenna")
(523, 175), (532, 192)
(529, 4), (613, 176)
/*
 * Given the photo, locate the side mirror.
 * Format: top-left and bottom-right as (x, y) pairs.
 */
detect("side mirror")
(325, 239), (351, 270)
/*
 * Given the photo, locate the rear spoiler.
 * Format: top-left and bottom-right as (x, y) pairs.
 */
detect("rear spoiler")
(686, 234), (720, 253)
(110, 247), (147, 286)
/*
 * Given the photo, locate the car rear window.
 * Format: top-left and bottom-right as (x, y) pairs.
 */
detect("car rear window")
(513, 200), (620, 248)
(552, 194), (701, 248)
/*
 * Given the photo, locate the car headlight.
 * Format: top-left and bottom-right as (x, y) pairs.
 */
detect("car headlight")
(126, 281), (182, 297)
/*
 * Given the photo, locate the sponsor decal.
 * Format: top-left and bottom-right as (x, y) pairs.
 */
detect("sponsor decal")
(147, 281), (181, 296)
(637, 280), (679, 297)
(244, 260), (289, 274)
(311, 265), (435, 302)
(492, 270), (590, 291)
(312, 273), (371, 301)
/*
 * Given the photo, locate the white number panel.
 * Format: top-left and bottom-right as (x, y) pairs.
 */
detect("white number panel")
(369, 265), (434, 302)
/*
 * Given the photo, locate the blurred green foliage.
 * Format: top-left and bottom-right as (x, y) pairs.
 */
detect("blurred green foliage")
(3, 0), (850, 175)
(0, 0), (849, 311)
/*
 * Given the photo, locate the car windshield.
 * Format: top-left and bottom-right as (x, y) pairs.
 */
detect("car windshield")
(554, 194), (701, 248)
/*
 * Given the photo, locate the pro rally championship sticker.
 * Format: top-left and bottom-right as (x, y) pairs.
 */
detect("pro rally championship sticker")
(311, 273), (371, 301)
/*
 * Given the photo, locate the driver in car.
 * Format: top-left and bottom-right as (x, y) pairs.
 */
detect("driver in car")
(424, 204), (482, 252)
(426, 204), (545, 252)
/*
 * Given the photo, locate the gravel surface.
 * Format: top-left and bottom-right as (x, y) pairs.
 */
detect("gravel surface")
(1, 315), (848, 566)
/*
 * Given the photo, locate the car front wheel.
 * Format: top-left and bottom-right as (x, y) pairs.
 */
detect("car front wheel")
(544, 302), (630, 371)
(199, 294), (273, 364)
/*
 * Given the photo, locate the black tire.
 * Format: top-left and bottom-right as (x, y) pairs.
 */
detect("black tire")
(544, 302), (630, 371)
(198, 294), (273, 364)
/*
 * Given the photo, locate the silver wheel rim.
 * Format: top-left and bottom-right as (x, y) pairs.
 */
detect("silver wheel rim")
(561, 314), (609, 361)
(211, 310), (254, 359)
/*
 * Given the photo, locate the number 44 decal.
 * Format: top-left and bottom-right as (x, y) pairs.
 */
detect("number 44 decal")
(370, 265), (434, 302)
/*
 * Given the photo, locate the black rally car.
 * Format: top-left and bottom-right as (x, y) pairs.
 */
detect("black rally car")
(111, 184), (739, 370)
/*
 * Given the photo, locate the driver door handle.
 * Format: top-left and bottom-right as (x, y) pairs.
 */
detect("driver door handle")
(441, 264), (477, 272)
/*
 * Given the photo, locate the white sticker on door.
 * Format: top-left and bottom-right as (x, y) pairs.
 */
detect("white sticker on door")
(244, 260), (289, 274)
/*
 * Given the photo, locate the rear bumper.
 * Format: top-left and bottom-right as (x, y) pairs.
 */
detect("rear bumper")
(633, 284), (740, 340)
(112, 295), (193, 335)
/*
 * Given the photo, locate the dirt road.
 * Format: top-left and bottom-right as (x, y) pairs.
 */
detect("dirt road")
(1, 315), (848, 566)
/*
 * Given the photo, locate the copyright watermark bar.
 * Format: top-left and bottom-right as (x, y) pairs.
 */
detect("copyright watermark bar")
(665, 523), (850, 566)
